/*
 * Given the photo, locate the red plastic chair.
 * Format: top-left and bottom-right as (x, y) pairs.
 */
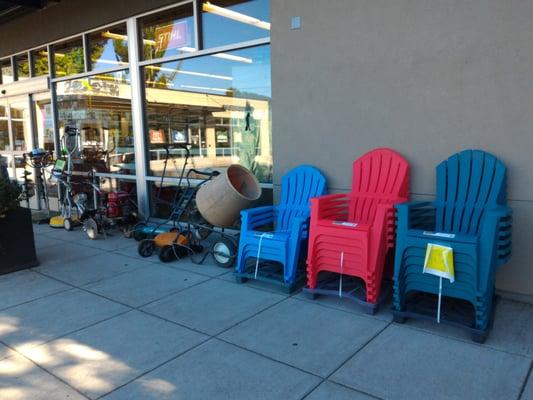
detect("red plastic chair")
(306, 148), (410, 305)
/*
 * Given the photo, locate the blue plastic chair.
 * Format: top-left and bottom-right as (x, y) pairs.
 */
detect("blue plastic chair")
(235, 165), (327, 289)
(393, 150), (512, 339)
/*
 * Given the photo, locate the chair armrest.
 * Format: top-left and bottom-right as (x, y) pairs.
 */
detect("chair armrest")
(395, 201), (436, 232)
(310, 193), (350, 222)
(290, 216), (309, 240)
(241, 206), (275, 231)
(479, 206), (512, 267)
(372, 203), (398, 248)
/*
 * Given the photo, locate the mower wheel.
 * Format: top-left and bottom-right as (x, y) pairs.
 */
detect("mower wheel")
(190, 211), (212, 240)
(159, 245), (177, 263)
(64, 218), (73, 231)
(211, 237), (237, 268)
(133, 222), (147, 241)
(84, 218), (99, 240)
(138, 239), (155, 257)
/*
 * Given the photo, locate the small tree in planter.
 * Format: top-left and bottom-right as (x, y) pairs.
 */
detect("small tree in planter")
(0, 178), (39, 273)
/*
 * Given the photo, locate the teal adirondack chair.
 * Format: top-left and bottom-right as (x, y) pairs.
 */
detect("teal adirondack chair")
(393, 150), (512, 342)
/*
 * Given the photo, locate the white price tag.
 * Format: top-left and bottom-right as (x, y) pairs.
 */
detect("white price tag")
(333, 221), (358, 228)
(423, 231), (455, 239)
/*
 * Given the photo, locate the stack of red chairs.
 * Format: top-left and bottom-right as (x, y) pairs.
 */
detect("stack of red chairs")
(305, 148), (410, 312)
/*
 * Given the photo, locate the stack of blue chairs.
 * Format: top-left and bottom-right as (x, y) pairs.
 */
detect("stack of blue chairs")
(235, 165), (327, 292)
(392, 150), (512, 342)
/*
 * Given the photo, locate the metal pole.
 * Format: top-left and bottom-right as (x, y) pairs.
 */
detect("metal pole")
(127, 17), (150, 219)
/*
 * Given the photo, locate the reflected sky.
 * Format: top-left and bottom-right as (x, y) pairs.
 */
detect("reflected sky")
(145, 45), (271, 99)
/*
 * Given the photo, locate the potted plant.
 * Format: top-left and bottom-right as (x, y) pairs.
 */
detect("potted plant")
(0, 177), (39, 274)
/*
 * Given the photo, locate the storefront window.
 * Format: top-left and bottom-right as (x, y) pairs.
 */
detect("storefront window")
(34, 99), (54, 152)
(14, 53), (30, 80)
(0, 59), (14, 84)
(89, 24), (129, 71)
(53, 37), (85, 77)
(32, 48), (50, 76)
(55, 71), (135, 174)
(202, 0), (270, 48)
(10, 100), (31, 152)
(138, 4), (196, 61)
(0, 102), (9, 150)
(143, 45), (272, 183)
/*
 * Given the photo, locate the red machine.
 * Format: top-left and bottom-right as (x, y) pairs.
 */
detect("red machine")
(305, 148), (410, 312)
(82, 183), (137, 240)
(106, 191), (131, 219)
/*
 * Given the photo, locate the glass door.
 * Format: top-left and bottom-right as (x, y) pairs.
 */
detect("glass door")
(9, 96), (33, 181)
(0, 93), (54, 209)
(0, 99), (12, 179)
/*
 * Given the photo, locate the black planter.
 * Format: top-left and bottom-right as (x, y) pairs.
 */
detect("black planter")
(0, 207), (39, 274)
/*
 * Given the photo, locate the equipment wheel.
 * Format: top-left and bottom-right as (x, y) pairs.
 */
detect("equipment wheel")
(159, 245), (177, 263)
(211, 237), (237, 268)
(138, 239), (155, 257)
(84, 218), (99, 240)
(64, 218), (73, 231)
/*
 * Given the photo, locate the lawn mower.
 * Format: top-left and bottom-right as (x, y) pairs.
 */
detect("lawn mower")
(81, 170), (138, 239)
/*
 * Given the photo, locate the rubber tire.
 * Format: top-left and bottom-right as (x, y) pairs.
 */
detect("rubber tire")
(190, 212), (212, 240)
(159, 245), (177, 263)
(84, 218), (99, 240)
(133, 222), (147, 241)
(211, 237), (237, 268)
(64, 218), (73, 231)
(138, 239), (155, 257)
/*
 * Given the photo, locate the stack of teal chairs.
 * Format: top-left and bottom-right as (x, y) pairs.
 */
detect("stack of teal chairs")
(392, 149), (512, 342)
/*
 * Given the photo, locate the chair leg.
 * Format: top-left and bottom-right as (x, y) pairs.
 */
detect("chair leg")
(392, 278), (406, 312)
(306, 262), (318, 289)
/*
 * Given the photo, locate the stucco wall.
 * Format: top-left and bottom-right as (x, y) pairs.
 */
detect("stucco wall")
(0, 0), (178, 57)
(271, 0), (533, 299)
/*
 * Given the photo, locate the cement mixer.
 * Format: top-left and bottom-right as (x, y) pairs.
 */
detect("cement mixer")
(191, 164), (262, 267)
(196, 164), (261, 227)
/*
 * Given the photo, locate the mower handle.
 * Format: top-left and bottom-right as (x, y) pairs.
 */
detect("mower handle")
(188, 168), (220, 178)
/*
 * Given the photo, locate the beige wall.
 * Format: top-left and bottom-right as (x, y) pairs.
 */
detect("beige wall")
(271, 0), (533, 300)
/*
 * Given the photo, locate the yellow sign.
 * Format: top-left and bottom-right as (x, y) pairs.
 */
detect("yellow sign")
(423, 243), (454, 283)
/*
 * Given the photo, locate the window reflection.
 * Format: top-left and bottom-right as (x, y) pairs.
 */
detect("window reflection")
(53, 37), (85, 77)
(15, 54), (30, 80)
(0, 59), (14, 84)
(89, 24), (129, 71)
(34, 99), (54, 152)
(32, 48), (49, 76)
(10, 101), (31, 152)
(55, 71), (135, 174)
(144, 45), (272, 183)
(0, 154), (14, 179)
(0, 119), (9, 151)
(202, 0), (270, 48)
(139, 4), (196, 61)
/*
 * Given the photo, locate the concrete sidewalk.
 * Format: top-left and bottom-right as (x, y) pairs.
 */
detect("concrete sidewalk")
(0, 224), (532, 400)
